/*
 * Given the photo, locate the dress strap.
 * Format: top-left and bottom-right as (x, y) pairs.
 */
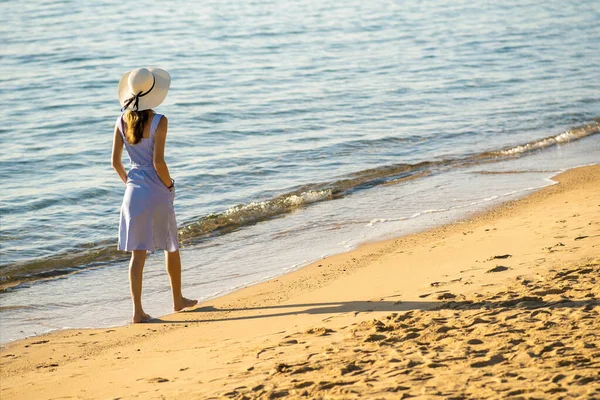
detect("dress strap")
(115, 114), (126, 141)
(149, 113), (163, 139)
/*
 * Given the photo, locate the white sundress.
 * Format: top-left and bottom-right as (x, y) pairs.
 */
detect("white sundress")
(116, 113), (178, 252)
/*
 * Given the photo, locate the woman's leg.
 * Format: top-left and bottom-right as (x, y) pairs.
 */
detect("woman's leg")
(165, 249), (198, 311)
(130, 250), (151, 323)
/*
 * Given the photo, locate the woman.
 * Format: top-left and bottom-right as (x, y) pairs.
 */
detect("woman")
(111, 67), (197, 323)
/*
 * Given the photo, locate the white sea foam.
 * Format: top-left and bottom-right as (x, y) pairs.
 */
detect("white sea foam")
(367, 218), (388, 227)
(495, 124), (599, 156)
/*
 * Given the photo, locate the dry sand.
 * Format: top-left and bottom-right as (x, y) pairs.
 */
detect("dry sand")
(1, 165), (599, 399)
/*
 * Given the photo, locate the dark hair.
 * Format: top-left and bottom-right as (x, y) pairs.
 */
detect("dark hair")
(123, 110), (150, 144)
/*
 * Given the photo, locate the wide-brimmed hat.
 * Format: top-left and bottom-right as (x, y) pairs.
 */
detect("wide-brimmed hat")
(118, 67), (171, 111)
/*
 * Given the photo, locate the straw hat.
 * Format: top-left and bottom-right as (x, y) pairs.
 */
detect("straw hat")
(118, 67), (171, 111)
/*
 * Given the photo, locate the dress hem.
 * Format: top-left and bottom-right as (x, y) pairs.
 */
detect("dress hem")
(117, 244), (179, 253)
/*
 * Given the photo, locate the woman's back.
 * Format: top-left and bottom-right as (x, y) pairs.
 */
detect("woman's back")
(118, 112), (163, 169)
(116, 111), (177, 252)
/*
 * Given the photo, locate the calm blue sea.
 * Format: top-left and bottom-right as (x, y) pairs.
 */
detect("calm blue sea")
(1, 0), (599, 343)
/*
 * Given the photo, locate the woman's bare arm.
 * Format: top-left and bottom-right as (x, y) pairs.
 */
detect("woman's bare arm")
(153, 116), (173, 188)
(111, 125), (128, 184)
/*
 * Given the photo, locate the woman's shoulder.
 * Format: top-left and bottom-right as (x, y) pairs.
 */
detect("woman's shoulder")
(149, 110), (167, 121)
(115, 114), (124, 132)
(154, 114), (169, 137)
(157, 114), (168, 125)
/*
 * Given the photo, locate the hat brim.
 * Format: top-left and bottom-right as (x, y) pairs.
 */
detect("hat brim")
(118, 68), (171, 111)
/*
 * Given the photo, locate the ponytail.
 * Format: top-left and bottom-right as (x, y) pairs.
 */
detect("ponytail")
(123, 110), (150, 145)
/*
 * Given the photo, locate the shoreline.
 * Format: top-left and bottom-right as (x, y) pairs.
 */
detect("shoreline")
(0, 168), (557, 343)
(1, 164), (598, 399)
(2, 120), (599, 294)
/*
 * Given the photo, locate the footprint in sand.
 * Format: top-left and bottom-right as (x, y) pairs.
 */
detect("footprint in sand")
(294, 381), (314, 389)
(317, 380), (357, 390)
(304, 327), (334, 336)
(487, 265), (509, 273)
(340, 361), (362, 375)
(279, 339), (299, 346)
(36, 363), (59, 369)
(386, 385), (411, 393)
(467, 339), (484, 345)
(256, 346), (275, 359)
(147, 377), (169, 383)
(292, 365), (318, 374)
(421, 289), (454, 298)
(363, 334), (387, 342)
(430, 278), (462, 287)
(470, 354), (505, 368)
(531, 288), (567, 296)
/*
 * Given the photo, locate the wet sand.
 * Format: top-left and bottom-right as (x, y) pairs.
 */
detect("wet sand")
(1, 165), (599, 399)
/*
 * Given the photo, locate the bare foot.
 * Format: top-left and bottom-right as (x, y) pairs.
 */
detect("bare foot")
(132, 312), (152, 323)
(174, 297), (198, 312)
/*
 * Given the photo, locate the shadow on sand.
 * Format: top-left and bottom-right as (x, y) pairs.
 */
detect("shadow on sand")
(147, 296), (597, 324)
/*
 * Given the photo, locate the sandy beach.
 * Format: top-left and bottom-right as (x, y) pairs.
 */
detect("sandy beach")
(1, 165), (599, 399)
